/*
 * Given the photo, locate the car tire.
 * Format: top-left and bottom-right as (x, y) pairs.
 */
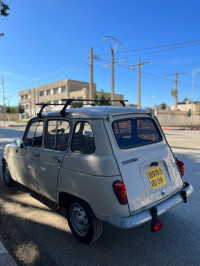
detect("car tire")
(2, 160), (15, 186)
(66, 197), (103, 244)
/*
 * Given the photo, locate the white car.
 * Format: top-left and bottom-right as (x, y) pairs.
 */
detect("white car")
(2, 100), (193, 244)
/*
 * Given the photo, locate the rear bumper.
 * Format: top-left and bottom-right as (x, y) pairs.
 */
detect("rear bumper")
(106, 182), (193, 229)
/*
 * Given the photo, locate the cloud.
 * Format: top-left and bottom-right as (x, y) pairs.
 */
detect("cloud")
(0, 70), (30, 78)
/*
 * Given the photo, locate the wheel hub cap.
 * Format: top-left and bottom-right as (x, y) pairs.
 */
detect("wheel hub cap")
(70, 203), (89, 236)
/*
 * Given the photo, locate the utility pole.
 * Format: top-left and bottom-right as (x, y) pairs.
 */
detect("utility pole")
(152, 95), (155, 108)
(2, 76), (5, 124)
(165, 72), (186, 110)
(191, 68), (200, 126)
(89, 47), (94, 100)
(111, 48), (114, 104)
(103, 36), (123, 105)
(128, 58), (152, 108)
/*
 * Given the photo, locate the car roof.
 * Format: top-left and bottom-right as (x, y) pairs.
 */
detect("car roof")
(37, 106), (151, 119)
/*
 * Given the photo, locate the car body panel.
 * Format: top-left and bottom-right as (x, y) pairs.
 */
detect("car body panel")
(2, 106), (192, 229)
(104, 114), (184, 213)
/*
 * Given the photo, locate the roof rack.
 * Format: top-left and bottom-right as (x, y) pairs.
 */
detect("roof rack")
(36, 103), (64, 117)
(36, 99), (128, 117)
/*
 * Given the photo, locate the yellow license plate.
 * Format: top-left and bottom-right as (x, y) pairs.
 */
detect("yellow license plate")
(146, 166), (167, 190)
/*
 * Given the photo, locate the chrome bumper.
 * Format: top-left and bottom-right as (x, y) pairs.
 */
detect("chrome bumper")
(106, 183), (193, 229)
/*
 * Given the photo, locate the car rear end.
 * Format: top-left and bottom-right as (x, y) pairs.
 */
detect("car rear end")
(104, 110), (193, 231)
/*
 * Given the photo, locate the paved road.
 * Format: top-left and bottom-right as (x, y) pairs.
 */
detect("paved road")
(0, 128), (199, 266)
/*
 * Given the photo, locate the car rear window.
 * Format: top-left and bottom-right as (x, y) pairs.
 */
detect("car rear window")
(112, 118), (162, 149)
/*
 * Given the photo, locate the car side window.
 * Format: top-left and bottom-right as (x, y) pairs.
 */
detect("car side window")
(71, 121), (95, 154)
(45, 120), (70, 151)
(24, 121), (44, 147)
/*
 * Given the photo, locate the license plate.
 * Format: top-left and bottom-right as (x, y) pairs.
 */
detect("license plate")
(146, 166), (167, 190)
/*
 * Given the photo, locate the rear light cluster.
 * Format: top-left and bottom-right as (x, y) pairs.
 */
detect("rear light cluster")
(151, 220), (163, 233)
(113, 181), (128, 205)
(176, 159), (184, 176)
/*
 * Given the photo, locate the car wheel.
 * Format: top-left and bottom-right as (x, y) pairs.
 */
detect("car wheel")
(66, 197), (103, 244)
(2, 161), (15, 186)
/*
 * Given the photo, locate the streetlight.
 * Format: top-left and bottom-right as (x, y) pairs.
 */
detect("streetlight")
(191, 68), (200, 126)
(152, 95), (155, 109)
(103, 36), (123, 105)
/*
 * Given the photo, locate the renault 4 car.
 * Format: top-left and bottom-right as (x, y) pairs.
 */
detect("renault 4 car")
(2, 99), (193, 244)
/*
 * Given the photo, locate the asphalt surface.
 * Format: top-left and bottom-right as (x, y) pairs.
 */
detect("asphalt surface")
(0, 128), (199, 266)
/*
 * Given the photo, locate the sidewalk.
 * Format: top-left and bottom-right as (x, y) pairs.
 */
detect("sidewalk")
(0, 242), (16, 266)
(0, 121), (27, 127)
(162, 127), (200, 130)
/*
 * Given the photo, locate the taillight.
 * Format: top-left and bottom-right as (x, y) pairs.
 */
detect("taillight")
(177, 159), (184, 176)
(151, 220), (163, 232)
(113, 181), (128, 205)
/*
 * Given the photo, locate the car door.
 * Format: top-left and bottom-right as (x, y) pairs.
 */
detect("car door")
(36, 119), (70, 201)
(15, 120), (44, 190)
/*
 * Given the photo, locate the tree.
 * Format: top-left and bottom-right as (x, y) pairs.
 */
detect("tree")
(18, 104), (24, 114)
(70, 98), (83, 108)
(0, 1), (9, 17)
(6, 106), (15, 121)
(161, 102), (167, 110)
(94, 92), (111, 106)
(183, 97), (190, 103)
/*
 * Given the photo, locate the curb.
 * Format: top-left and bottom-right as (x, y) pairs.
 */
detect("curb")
(0, 124), (26, 127)
(0, 242), (16, 266)
(162, 127), (200, 131)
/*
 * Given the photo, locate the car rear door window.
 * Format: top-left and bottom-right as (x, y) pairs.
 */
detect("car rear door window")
(113, 118), (162, 149)
(45, 120), (70, 151)
(71, 122), (95, 154)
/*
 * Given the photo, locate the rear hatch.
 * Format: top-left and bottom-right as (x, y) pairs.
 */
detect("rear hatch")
(105, 114), (184, 213)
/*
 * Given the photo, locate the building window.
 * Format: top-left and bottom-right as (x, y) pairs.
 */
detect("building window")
(40, 91), (44, 97)
(61, 86), (66, 93)
(24, 95), (28, 100)
(54, 100), (59, 104)
(21, 95), (24, 100)
(53, 88), (58, 94)
(46, 89), (51, 96)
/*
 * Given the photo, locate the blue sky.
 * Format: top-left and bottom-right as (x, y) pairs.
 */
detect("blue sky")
(1, 0), (200, 107)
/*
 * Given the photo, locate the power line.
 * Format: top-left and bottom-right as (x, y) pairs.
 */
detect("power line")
(96, 57), (200, 88)
(95, 39), (200, 56)
(17, 59), (88, 91)
(5, 62), (89, 94)
(116, 43), (200, 60)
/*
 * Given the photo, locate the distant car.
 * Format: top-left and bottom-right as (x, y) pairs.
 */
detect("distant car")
(2, 100), (193, 244)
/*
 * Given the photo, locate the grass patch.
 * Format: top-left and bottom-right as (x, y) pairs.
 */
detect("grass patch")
(16, 120), (28, 124)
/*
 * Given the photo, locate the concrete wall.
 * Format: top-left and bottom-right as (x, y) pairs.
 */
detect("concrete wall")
(155, 109), (200, 127)
(171, 102), (200, 112)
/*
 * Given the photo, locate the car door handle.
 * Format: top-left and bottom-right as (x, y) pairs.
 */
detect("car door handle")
(33, 152), (40, 158)
(151, 162), (158, 167)
(54, 157), (62, 163)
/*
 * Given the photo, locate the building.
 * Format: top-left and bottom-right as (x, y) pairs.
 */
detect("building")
(171, 101), (200, 112)
(19, 78), (124, 117)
